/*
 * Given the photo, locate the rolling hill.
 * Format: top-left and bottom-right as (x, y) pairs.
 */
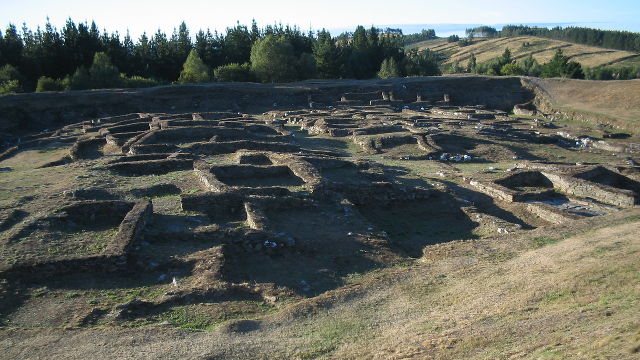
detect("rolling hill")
(409, 36), (640, 68)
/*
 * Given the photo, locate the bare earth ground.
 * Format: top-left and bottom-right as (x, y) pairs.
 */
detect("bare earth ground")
(1, 209), (638, 359)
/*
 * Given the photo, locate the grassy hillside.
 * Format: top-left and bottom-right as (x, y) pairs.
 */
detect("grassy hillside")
(527, 77), (640, 133)
(409, 36), (640, 68)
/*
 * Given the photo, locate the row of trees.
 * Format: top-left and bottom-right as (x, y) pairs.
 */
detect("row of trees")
(180, 33), (441, 84)
(458, 25), (639, 53)
(466, 26), (499, 38)
(456, 47), (639, 80)
(463, 48), (585, 78)
(0, 19), (444, 93)
(583, 65), (640, 80)
(402, 29), (437, 44)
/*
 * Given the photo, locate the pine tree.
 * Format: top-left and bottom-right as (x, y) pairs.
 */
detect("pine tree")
(68, 66), (91, 90)
(499, 48), (512, 65)
(541, 49), (584, 79)
(89, 52), (121, 88)
(352, 26), (369, 51)
(175, 22), (192, 60)
(377, 57), (400, 79)
(313, 30), (339, 78)
(521, 55), (541, 76)
(466, 53), (477, 73)
(297, 52), (317, 79)
(250, 35), (297, 83)
(0, 64), (24, 94)
(541, 49), (567, 77)
(0, 20), (417, 91)
(177, 49), (211, 83)
(403, 49), (440, 76)
(36, 76), (65, 92)
(134, 32), (152, 78)
(500, 63), (524, 76)
(250, 19), (260, 43)
(224, 23), (252, 64)
(213, 63), (254, 82)
(2, 24), (23, 67)
(195, 29), (223, 70)
(564, 61), (585, 79)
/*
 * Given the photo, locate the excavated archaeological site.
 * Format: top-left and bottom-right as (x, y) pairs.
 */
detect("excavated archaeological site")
(0, 77), (639, 333)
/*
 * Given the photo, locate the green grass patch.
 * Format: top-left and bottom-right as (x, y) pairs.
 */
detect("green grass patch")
(161, 306), (218, 331)
(98, 286), (166, 304)
(155, 301), (276, 331)
(64, 292), (80, 299)
(296, 319), (367, 359)
(541, 289), (575, 305)
(587, 242), (624, 258)
(532, 236), (561, 248)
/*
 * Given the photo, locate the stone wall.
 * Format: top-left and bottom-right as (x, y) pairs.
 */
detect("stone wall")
(236, 152), (273, 165)
(211, 165), (296, 182)
(244, 201), (269, 231)
(100, 122), (150, 135)
(69, 137), (106, 160)
(525, 202), (583, 224)
(129, 144), (178, 154)
(0, 76), (534, 147)
(495, 171), (553, 190)
(0, 200), (152, 279)
(573, 166), (640, 196)
(469, 180), (519, 202)
(193, 160), (232, 192)
(51, 200), (134, 226)
(181, 192), (245, 219)
(416, 135), (442, 154)
(187, 140), (300, 155)
(542, 171), (636, 207)
(269, 153), (324, 190)
(329, 182), (434, 206)
(106, 158), (193, 175)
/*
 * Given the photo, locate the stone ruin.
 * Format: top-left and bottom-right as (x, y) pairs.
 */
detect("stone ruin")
(0, 86), (638, 327)
(470, 164), (639, 224)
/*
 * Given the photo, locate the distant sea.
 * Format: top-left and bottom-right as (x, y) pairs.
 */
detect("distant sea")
(327, 22), (640, 37)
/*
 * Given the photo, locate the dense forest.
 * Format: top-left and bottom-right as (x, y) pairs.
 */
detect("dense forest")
(1, 20), (639, 94)
(0, 19), (442, 94)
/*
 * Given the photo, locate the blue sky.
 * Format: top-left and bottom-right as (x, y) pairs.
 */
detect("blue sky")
(2, 0), (639, 38)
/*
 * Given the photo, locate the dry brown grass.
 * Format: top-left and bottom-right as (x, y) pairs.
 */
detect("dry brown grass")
(332, 211), (640, 359)
(2, 208), (638, 359)
(532, 78), (640, 132)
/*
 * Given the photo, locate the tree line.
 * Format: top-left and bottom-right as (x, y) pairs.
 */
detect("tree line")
(462, 48), (585, 78)
(447, 46), (640, 80)
(0, 19), (442, 94)
(461, 25), (640, 53)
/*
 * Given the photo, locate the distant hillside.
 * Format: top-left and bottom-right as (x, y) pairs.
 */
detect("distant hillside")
(409, 36), (640, 68)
